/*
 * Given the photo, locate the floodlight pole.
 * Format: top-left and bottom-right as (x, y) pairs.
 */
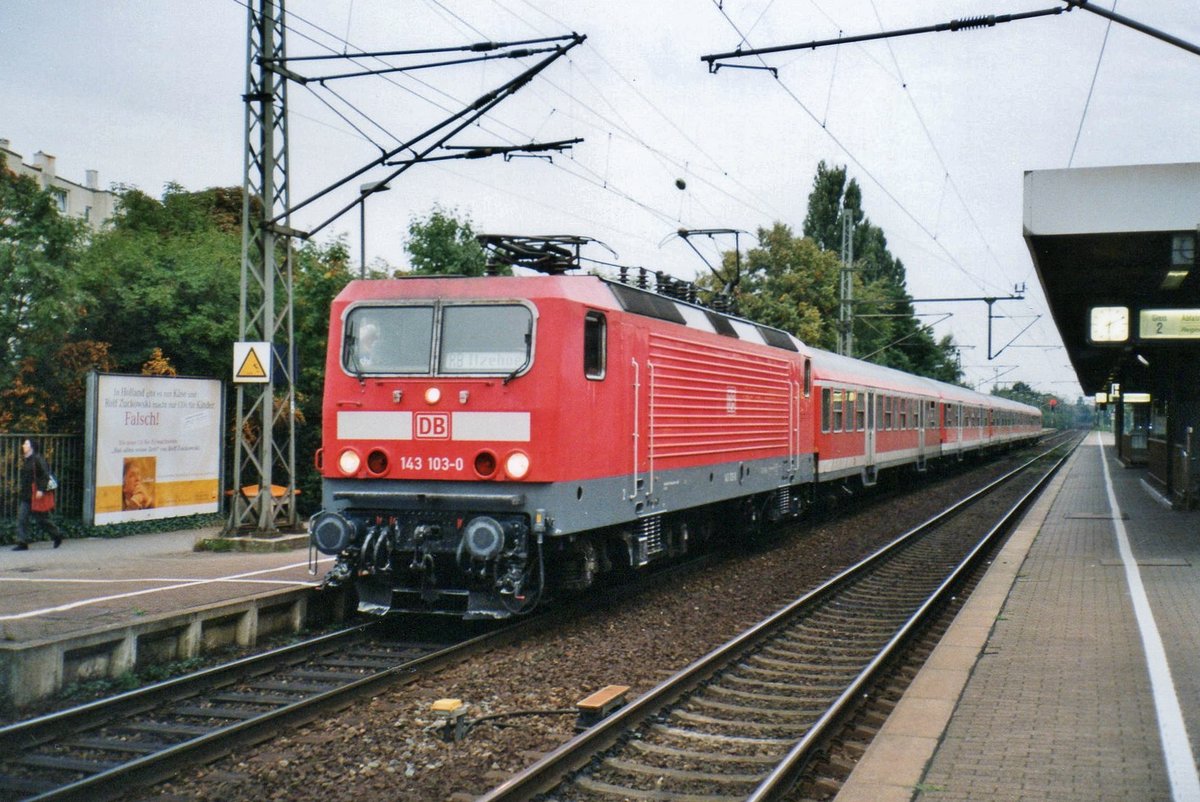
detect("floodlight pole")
(838, 207), (855, 357)
(359, 181), (390, 278)
(228, 0), (297, 535)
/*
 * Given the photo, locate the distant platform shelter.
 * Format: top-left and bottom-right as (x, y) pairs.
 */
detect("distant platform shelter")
(1024, 162), (1200, 505)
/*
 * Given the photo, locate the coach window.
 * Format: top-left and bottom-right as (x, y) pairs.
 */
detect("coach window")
(584, 311), (607, 380)
(833, 390), (845, 432)
(855, 392), (866, 431)
(821, 388), (832, 432)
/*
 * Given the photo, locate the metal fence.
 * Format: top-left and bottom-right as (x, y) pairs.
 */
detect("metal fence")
(0, 434), (85, 521)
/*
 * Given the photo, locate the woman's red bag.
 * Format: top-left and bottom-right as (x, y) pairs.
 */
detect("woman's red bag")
(31, 482), (55, 513)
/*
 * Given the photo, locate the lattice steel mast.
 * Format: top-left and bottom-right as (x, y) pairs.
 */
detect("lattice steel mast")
(229, 0), (297, 534)
(227, 3), (582, 536)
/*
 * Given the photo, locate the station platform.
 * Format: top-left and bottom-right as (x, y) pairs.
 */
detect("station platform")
(0, 526), (337, 707)
(839, 430), (1200, 802)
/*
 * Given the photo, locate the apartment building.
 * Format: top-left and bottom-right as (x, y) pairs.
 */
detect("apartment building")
(1, 137), (115, 231)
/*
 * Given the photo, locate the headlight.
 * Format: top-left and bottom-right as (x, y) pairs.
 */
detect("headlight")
(505, 451), (530, 479)
(424, 386), (442, 404)
(338, 448), (361, 476)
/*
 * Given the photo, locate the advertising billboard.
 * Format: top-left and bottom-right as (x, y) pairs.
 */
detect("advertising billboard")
(85, 373), (224, 525)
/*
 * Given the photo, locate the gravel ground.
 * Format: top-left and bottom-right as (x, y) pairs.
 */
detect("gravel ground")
(143, 460), (1015, 802)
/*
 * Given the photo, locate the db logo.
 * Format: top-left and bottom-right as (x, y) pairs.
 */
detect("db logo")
(415, 412), (450, 439)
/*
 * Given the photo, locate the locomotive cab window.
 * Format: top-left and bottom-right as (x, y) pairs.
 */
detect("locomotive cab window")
(584, 311), (607, 380)
(344, 306), (434, 374)
(439, 305), (532, 374)
(344, 303), (533, 376)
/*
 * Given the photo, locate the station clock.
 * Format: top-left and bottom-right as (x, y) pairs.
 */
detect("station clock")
(1089, 306), (1129, 343)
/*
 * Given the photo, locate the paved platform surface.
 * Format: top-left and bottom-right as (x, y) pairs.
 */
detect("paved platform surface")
(0, 526), (333, 645)
(839, 430), (1200, 802)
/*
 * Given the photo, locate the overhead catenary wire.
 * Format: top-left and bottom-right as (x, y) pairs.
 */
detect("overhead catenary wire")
(231, 0), (788, 271)
(866, 0), (1016, 287)
(500, 0), (790, 223)
(707, 0), (999, 295)
(704, 1), (1102, 385)
(283, 35), (587, 236)
(1068, 0), (1118, 166)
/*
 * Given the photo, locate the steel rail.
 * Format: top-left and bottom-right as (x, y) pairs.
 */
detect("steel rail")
(2, 530), (738, 801)
(8, 616), (546, 802)
(747, 442), (1072, 799)
(0, 622), (378, 752)
(478, 439), (1074, 801)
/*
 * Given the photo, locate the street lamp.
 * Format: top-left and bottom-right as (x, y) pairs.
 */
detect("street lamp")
(359, 180), (390, 279)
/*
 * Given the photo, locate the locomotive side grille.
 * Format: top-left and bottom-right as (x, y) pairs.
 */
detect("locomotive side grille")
(647, 332), (793, 460)
(635, 514), (664, 566)
(775, 486), (791, 517)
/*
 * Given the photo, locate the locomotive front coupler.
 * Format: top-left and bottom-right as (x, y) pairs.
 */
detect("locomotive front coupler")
(319, 559), (353, 589)
(410, 523), (441, 576)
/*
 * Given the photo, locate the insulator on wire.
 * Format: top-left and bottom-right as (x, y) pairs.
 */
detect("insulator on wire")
(949, 15), (996, 31)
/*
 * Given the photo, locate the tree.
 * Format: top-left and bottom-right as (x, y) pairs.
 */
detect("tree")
(72, 185), (242, 379)
(992, 380), (1043, 408)
(0, 155), (86, 413)
(992, 381), (1087, 428)
(800, 161), (960, 382)
(718, 222), (840, 351)
(404, 205), (496, 276)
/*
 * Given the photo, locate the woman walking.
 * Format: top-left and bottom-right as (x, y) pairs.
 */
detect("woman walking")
(13, 438), (62, 551)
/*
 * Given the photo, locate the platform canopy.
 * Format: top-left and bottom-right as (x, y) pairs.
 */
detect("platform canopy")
(1023, 163), (1200, 394)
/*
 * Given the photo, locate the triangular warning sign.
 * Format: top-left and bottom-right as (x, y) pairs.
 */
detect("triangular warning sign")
(237, 348), (268, 379)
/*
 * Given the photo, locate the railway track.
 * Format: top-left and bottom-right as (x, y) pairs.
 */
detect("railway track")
(0, 618), (514, 802)
(478, 439), (1075, 801)
(0, 542), (730, 802)
(0, 437), (1072, 802)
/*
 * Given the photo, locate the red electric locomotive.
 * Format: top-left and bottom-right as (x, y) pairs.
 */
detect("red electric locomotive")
(309, 271), (1041, 618)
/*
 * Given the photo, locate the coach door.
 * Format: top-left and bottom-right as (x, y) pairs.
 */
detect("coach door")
(916, 397), (928, 472)
(864, 391), (878, 485)
(954, 403), (965, 460)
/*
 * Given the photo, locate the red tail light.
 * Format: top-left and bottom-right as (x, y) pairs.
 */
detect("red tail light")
(474, 450), (497, 478)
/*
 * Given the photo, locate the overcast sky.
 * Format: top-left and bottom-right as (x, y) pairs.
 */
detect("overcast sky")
(4, 0), (1199, 398)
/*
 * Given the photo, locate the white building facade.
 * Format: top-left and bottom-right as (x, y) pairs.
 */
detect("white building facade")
(1, 137), (115, 231)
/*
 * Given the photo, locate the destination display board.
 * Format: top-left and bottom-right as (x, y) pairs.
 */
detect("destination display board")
(1138, 308), (1200, 340)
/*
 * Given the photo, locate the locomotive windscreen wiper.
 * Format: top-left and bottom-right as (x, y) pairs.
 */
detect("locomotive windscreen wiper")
(346, 325), (366, 386)
(503, 328), (533, 385)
